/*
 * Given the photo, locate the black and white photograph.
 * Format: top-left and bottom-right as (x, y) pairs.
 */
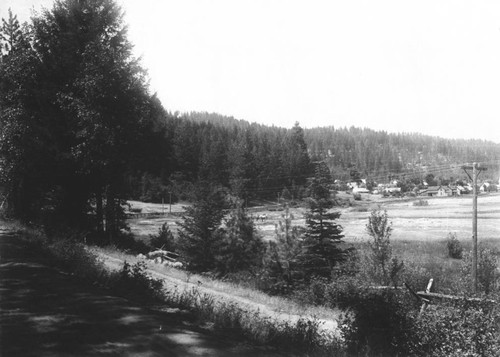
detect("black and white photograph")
(1, 1), (499, 356)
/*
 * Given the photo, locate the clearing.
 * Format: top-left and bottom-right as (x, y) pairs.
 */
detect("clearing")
(127, 193), (500, 244)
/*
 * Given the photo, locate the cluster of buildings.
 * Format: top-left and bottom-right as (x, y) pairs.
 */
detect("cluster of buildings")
(343, 179), (499, 198)
(417, 181), (498, 197)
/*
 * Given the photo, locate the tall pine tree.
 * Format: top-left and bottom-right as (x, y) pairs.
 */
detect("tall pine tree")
(0, 1), (159, 240)
(300, 163), (346, 279)
(177, 183), (228, 272)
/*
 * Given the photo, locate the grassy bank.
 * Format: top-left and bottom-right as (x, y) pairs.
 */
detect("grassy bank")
(10, 221), (344, 356)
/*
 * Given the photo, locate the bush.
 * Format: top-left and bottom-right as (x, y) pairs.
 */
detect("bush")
(408, 301), (500, 357)
(446, 232), (463, 259)
(149, 222), (176, 251)
(461, 247), (500, 295)
(42, 237), (106, 284)
(413, 199), (429, 206)
(337, 283), (500, 356)
(338, 288), (416, 356)
(114, 231), (150, 253)
(110, 261), (164, 302)
(366, 209), (404, 287)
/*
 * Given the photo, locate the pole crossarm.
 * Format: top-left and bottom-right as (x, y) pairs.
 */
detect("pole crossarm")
(461, 165), (488, 171)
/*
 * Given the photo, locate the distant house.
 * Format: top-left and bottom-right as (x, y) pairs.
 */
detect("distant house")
(384, 184), (401, 195)
(438, 186), (453, 197)
(448, 186), (460, 196)
(353, 187), (370, 194)
(420, 186), (439, 197)
(480, 182), (498, 193)
(419, 185), (454, 197)
(480, 182), (490, 192)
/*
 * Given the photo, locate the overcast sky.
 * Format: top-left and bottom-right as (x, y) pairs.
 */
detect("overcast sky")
(3, 0), (500, 143)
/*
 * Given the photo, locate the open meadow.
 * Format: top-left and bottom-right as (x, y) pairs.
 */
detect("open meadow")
(126, 192), (499, 294)
(128, 192), (500, 247)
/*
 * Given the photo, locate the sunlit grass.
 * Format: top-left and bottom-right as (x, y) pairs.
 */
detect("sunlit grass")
(93, 245), (341, 323)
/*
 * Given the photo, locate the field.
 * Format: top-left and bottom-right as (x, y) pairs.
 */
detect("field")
(127, 192), (500, 246)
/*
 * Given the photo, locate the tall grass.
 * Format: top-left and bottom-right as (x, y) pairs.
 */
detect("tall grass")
(162, 283), (343, 355)
(95, 245), (342, 322)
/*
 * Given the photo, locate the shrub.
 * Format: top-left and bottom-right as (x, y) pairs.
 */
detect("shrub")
(264, 205), (303, 292)
(413, 199), (429, 206)
(110, 261), (164, 302)
(47, 239), (105, 281)
(292, 276), (329, 306)
(446, 232), (463, 259)
(149, 222), (176, 251)
(461, 247), (500, 294)
(338, 288), (416, 356)
(114, 231), (150, 253)
(350, 206), (369, 212)
(408, 301), (500, 357)
(366, 209), (404, 286)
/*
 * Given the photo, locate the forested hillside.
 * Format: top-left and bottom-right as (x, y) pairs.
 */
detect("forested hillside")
(128, 111), (313, 203)
(159, 112), (500, 188)
(304, 126), (500, 183)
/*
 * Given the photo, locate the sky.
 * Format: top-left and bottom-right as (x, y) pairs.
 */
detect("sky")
(3, 0), (500, 143)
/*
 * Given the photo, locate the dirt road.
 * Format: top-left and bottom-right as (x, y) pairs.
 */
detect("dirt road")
(0, 226), (283, 356)
(97, 252), (339, 335)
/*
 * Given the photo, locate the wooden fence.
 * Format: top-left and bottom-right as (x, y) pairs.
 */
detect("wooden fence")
(126, 212), (183, 219)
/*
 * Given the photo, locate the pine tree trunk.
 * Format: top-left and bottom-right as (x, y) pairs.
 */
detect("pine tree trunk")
(105, 186), (115, 245)
(95, 187), (104, 238)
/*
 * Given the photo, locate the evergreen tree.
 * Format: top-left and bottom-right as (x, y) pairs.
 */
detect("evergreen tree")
(215, 200), (264, 274)
(0, 1), (159, 240)
(267, 205), (303, 284)
(0, 11), (49, 222)
(284, 122), (312, 187)
(300, 164), (346, 279)
(0, 8), (23, 55)
(177, 183), (228, 272)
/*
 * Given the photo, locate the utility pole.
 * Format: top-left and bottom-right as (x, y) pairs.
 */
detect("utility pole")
(462, 162), (487, 293)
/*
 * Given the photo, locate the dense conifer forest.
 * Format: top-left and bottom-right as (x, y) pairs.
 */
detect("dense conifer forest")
(144, 111), (500, 200)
